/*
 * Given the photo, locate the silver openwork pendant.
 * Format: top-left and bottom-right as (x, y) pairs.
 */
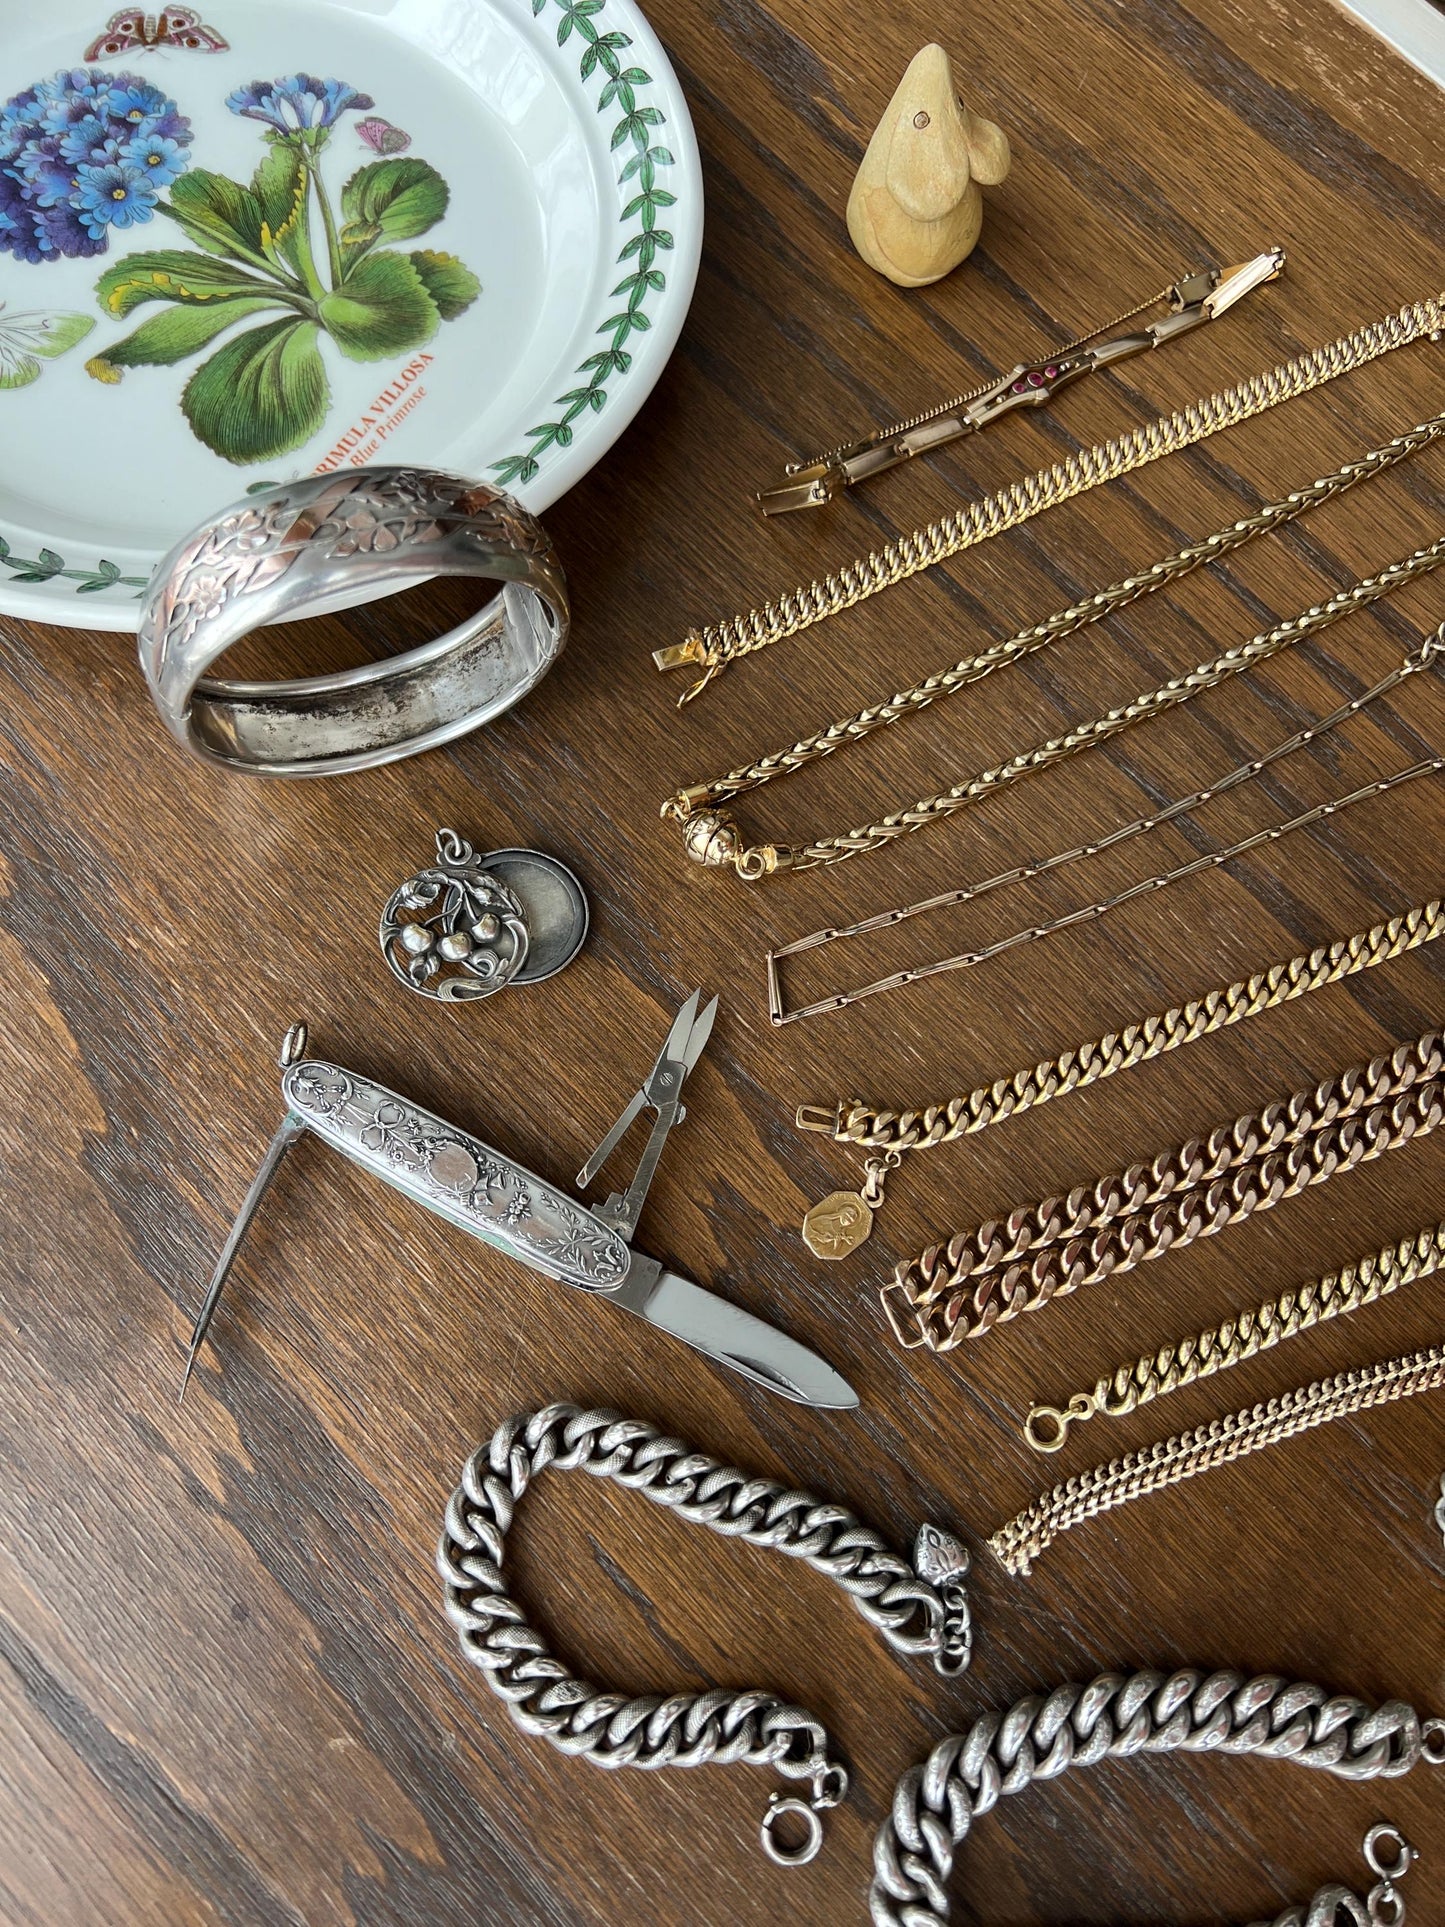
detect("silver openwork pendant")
(379, 829), (588, 1002)
(380, 829), (530, 1002)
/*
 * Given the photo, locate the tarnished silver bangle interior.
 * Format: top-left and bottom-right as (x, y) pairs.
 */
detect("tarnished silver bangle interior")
(137, 469), (570, 778)
(186, 582), (561, 772)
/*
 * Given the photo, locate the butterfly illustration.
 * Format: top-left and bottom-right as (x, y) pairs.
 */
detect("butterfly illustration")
(357, 116), (411, 155)
(0, 306), (96, 390)
(84, 7), (228, 58)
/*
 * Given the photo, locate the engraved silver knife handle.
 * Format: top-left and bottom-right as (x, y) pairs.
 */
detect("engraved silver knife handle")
(282, 1060), (632, 1293)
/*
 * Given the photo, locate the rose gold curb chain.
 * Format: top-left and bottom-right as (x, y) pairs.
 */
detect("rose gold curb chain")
(884, 1030), (1445, 1350)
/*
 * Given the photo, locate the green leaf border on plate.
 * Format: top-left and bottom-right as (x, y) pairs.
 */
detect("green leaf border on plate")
(0, 536), (148, 597)
(489, 0), (676, 488)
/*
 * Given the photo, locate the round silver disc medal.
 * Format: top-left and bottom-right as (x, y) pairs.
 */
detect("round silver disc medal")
(481, 849), (589, 985)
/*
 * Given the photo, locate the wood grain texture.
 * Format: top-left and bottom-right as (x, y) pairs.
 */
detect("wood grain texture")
(3, 0), (1445, 1922)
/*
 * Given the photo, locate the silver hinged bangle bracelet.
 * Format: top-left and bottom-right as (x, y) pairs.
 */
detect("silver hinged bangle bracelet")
(137, 467), (570, 777)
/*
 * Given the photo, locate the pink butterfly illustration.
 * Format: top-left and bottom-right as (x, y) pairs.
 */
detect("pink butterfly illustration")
(85, 7), (228, 57)
(357, 117), (411, 155)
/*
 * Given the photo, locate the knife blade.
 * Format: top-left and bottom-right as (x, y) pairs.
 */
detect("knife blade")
(605, 1253), (858, 1408)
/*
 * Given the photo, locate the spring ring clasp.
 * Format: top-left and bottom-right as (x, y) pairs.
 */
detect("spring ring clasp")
(1363, 1822), (1418, 1925)
(1024, 1392), (1097, 1453)
(760, 1761), (848, 1868)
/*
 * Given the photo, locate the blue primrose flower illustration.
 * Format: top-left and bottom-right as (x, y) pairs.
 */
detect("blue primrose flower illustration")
(0, 68), (192, 261)
(226, 74), (375, 137)
(75, 160), (157, 233)
(83, 73), (479, 465)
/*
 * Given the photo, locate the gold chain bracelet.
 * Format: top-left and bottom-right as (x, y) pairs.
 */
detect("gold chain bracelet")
(793, 893), (1445, 1258)
(770, 624), (1445, 1030)
(669, 529), (1445, 884)
(656, 292), (1445, 703)
(884, 1028), (1445, 1350)
(989, 1339), (1445, 1576)
(664, 410), (1445, 877)
(1024, 1220), (1445, 1452)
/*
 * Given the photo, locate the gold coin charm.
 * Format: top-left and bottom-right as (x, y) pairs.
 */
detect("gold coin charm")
(802, 1190), (874, 1260)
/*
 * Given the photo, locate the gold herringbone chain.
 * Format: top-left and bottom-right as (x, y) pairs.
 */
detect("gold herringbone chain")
(660, 295), (1444, 706)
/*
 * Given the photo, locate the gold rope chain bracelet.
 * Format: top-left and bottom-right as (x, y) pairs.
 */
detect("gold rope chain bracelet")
(656, 291), (1444, 706)
(664, 409), (1445, 882)
(1024, 1218), (1445, 1452)
(794, 890), (1445, 1258)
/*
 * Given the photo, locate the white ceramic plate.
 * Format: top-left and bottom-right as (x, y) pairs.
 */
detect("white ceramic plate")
(0, 0), (702, 629)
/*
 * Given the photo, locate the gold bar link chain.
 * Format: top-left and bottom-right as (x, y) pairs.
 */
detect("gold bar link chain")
(988, 1341), (1445, 1576)
(767, 628), (1445, 1024)
(657, 293), (1445, 703)
(1023, 1220), (1445, 1452)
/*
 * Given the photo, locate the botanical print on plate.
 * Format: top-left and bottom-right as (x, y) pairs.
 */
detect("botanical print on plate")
(0, 0), (696, 620)
(83, 72), (481, 464)
(1, 68), (194, 262)
(0, 302), (95, 386)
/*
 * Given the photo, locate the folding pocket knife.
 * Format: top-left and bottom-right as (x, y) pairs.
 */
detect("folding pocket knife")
(181, 999), (857, 1410)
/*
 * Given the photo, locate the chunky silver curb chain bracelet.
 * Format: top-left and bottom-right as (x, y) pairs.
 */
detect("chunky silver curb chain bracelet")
(438, 1403), (972, 1867)
(870, 1669), (1444, 1925)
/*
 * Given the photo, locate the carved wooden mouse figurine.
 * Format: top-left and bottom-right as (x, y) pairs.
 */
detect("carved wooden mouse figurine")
(847, 45), (1010, 287)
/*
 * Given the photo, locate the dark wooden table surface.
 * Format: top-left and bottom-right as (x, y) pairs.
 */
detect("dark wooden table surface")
(5, 0), (1445, 1921)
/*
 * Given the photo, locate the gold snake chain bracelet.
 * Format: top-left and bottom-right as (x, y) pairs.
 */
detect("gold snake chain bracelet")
(885, 1028), (1445, 1350)
(792, 893), (1445, 1252)
(664, 409), (1445, 877)
(1024, 1219), (1445, 1452)
(656, 291), (1444, 703)
(989, 1337), (1445, 1576)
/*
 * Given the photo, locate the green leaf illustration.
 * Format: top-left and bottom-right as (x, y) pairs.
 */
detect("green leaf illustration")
(339, 158), (449, 253)
(408, 249), (481, 321)
(0, 311), (94, 388)
(251, 144), (308, 269)
(88, 296), (282, 375)
(95, 249), (289, 319)
(160, 169), (269, 261)
(182, 318), (330, 464)
(318, 250), (439, 361)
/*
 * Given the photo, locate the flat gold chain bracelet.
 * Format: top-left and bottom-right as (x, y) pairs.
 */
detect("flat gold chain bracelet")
(664, 410), (1445, 877)
(656, 292), (1445, 703)
(793, 892), (1445, 1258)
(1024, 1220), (1445, 1452)
(989, 1339), (1445, 1576)
(884, 1028), (1445, 1350)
